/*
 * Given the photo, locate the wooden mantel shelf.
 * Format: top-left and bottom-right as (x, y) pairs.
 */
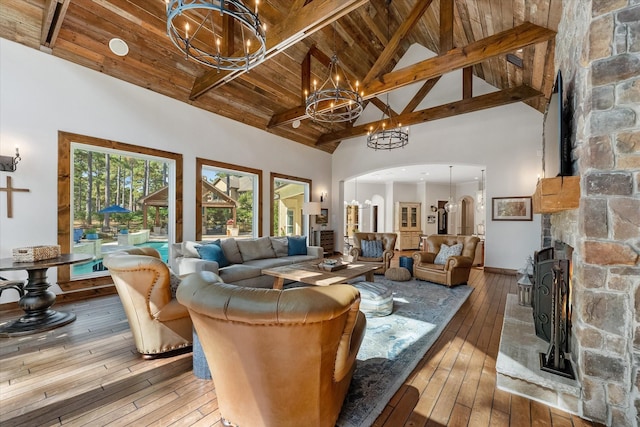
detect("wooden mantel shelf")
(532, 176), (580, 214)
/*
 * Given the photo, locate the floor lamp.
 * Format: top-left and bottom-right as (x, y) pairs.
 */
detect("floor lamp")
(302, 202), (321, 245)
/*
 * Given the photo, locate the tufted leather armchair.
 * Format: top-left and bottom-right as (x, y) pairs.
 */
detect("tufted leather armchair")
(103, 247), (193, 358)
(177, 271), (366, 427)
(349, 232), (397, 274)
(412, 235), (479, 286)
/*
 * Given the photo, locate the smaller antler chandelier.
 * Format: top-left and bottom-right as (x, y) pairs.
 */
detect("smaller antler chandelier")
(366, 95), (409, 150)
(305, 54), (364, 123)
(166, 0), (266, 71)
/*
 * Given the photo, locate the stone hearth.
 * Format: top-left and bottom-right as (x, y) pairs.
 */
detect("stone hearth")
(497, 294), (582, 415)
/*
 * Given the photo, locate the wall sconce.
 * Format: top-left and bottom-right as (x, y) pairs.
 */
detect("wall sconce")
(0, 147), (21, 172)
(320, 191), (328, 202)
(430, 205), (437, 212)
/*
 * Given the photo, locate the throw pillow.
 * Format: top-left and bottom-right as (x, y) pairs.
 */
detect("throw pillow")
(220, 238), (243, 264)
(195, 241), (230, 268)
(434, 243), (463, 265)
(270, 236), (289, 257)
(182, 240), (207, 258)
(287, 236), (307, 256)
(361, 239), (384, 258)
(169, 269), (181, 298)
(237, 237), (277, 261)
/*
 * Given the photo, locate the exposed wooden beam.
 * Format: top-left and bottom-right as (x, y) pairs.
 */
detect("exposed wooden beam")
(316, 85), (543, 145)
(439, 0), (454, 53)
(401, 77), (441, 114)
(364, 22), (555, 99)
(301, 50), (311, 103)
(463, 66), (473, 99)
(40, 0), (71, 48)
(362, 0), (434, 86)
(190, 0), (368, 99)
(269, 22), (556, 128)
(370, 96), (398, 117)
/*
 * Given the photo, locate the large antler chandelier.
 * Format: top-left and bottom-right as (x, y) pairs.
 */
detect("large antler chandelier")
(166, 0), (266, 71)
(366, 94), (409, 150)
(305, 34), (364, 124)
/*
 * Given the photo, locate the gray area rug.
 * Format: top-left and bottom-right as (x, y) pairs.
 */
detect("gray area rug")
(336, 277), (473, 427)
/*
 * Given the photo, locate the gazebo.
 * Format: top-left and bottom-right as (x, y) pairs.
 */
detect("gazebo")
(138, 187), (169, 231)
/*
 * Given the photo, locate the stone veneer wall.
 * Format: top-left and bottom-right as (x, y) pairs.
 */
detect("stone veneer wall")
(553, 0), (640, 425)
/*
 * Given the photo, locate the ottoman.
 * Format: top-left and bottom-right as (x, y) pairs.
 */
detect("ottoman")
(398, 256), (414, 275)
(385, 266), (411, 281)
(353, 281), (393, 317)
(193, 330), (212, 379)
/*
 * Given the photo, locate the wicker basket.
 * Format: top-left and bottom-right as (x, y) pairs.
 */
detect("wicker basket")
(12, 245), (61, 263)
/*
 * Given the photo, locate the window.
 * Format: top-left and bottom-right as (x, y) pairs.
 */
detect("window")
(58, 132), (182, 289)
(197, 158), (262, 240)
(286, 209), (294, 235)
(270, 173), (312, 236)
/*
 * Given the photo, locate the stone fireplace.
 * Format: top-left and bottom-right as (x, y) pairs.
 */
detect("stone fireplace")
(541, 1), (639, 425)
(499, 1), (639, 425)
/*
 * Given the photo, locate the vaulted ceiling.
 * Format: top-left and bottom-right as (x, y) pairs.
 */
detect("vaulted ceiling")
(1, 0), (560, 153)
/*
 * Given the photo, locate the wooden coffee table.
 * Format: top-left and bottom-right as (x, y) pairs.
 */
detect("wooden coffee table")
(262, 261), (378, 290)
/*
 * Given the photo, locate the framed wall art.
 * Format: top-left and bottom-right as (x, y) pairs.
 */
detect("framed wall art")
(492, 196), (533, 221)
(316, 208), (328, 225)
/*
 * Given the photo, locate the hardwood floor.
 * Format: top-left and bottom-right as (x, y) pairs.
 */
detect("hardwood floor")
(0, 258), (603, 426)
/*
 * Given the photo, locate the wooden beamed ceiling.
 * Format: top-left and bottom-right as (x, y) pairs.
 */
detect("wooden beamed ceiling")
(0, 0), (560, 153)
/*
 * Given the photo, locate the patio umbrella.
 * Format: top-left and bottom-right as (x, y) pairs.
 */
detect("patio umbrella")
(98, 205), (130, 214)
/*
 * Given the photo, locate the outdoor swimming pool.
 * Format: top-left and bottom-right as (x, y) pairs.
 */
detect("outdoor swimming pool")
(72, 241), (169, 276)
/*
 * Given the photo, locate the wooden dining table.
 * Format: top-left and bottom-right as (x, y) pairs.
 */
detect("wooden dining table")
(0, 253), (93, 337)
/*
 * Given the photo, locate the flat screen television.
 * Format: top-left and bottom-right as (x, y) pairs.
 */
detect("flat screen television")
(543, 71), (572, 177)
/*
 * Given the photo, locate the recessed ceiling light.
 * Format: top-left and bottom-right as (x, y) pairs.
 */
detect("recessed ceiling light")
(109, 38), (129, 57)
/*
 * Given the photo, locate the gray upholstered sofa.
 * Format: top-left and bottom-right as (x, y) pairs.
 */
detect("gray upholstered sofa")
(170, 236), (323, 288)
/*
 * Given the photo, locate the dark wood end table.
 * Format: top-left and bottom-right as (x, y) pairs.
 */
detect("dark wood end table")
(0, 253), (93, 337)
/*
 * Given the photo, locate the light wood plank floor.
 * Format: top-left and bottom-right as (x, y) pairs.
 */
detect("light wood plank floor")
(0, 259), (603, 426)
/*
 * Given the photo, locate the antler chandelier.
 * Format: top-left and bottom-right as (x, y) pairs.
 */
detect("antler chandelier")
(366, 94), (409, 150)
(166, 0), (266, 71)
(305, 54), (364, 123)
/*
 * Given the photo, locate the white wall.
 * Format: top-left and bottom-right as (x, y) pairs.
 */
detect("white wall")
(0, 39), (332, 302)
(332, 96), (543, 270)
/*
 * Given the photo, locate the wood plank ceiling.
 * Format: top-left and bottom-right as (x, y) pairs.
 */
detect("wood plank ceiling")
(0, 0), (560, 153)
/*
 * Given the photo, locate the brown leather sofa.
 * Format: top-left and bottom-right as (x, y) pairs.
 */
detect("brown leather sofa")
(103, 247), (193, 358)
(349, 232), (397, 274)
(177, 271), (366, 427)
(412, 235), (480, 286)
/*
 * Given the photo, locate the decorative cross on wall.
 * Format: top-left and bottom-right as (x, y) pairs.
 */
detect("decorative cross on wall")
(0, 176), (30, 218)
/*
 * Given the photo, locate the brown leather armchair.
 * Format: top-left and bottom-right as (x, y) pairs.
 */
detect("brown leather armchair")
(103, 247), (192, 358)
(412, 235), (480, 286)
(349, 232), (397, 274)
(177, 271), (366, 427)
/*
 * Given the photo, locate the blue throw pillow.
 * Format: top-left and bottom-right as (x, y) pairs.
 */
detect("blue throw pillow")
(196, 240), (230, 268)
(287, 236), (307, 256)
(361, 239), (383, 258)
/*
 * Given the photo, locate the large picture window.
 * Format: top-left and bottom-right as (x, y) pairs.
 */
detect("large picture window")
(196, 158), (262, 240)
(270, 173), (311, 237)
(58, 132), (182, 290)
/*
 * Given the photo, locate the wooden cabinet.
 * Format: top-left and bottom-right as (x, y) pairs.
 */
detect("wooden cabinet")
(314, 229), (334, 256)
(395, 202), (422, 250)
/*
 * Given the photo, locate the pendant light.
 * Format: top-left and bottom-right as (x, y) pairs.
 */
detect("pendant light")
(476, 169), (485, 212)
(444, 166), (458, 213)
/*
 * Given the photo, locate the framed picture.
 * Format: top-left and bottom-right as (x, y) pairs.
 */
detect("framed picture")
(427, 215), (436, 224)
(316, 208), (328, 225)
(492, 196), (533, 221)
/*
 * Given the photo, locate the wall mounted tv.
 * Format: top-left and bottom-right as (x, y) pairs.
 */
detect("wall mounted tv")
(543, 71), (572, 177)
